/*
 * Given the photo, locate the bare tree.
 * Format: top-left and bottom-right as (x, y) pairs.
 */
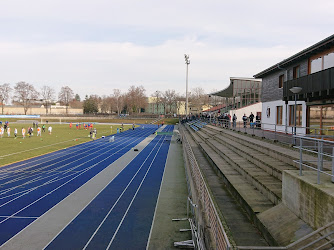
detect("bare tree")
(189, 87), (206, 114)
(40, 85), (55, 115)
(150, 91), (162, 114)
(0, 83), (12, 115)
(112, 89), (123, 115)
(58, 86), (74, 114)
(100, 95), (113, 114)
(13, 82), (39, 115)
(164, 89), (177, 114)
(125, 85), (146, 114)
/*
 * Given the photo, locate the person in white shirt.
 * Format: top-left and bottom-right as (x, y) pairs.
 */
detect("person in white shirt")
(0, 126), (4, 138)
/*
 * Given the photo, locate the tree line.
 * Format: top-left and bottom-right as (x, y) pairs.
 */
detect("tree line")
(0, 82), (77, 115)
(0, 82), (212, 115)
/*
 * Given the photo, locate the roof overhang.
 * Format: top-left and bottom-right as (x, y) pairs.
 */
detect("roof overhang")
(209, 77), (261, 97)
(209, 83), (233, 97)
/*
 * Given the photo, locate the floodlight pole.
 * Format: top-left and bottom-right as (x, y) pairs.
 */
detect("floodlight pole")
(185, 54), (190, 118)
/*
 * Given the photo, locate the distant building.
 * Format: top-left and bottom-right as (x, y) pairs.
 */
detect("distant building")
(208, 77), (262, 117)
(254, 34), (334, 135)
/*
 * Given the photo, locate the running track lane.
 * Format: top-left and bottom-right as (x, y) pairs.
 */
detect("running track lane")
(0, 125), (158, 246)
(45, 125), (173, 250)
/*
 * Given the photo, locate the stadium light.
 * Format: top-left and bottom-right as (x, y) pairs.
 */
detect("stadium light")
(184, 54), (190, 117)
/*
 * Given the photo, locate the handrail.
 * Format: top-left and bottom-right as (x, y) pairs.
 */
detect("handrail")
(286, 220), (334, 249)
(199, 117), (334, 150)
(180, 124), (231, 250)
(293, 135), (334, 184)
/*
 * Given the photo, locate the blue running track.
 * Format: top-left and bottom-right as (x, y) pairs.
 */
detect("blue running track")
(0, 124), (173, 248)
(45, 125), (173, 249)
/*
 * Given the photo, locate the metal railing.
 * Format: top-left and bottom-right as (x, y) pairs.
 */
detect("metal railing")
(180, 125), (232, 250)
(294, 135), (334, 184)
(202, 117), (334, 148)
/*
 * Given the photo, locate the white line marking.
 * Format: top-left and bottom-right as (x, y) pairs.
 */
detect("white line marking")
(0, 215), (39, 219)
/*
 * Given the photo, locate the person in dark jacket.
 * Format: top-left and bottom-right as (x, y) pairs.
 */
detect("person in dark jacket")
(249, 112), (255, 128)
(242, 114), (248, 128)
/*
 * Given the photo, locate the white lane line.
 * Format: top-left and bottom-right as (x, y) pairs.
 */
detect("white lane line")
(106, 134), (167, 249)
(82, 135), (164, 250)
(0, 216), (39, 219)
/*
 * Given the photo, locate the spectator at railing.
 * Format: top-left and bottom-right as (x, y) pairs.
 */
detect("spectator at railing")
(233, 114), (237, 128)
(249, 112), (255, 128)
(242, 114), (248, 128)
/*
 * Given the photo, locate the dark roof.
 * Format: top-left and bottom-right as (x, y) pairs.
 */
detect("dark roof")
(254, 34), (334, 78)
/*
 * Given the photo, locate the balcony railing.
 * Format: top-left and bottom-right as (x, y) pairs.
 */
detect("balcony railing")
(283, 67), (334, 101)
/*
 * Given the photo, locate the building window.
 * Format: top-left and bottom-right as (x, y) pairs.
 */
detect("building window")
(289, 104), (302, 126)
(310, 49), (334, 74)
(279, 74), (284, 88)
(310, 57), (322, 74)
(293, 65), (300, 79)
(308, 105), (334, 135)
(324, 52), (334, 69)
(276, 106), (283, 125)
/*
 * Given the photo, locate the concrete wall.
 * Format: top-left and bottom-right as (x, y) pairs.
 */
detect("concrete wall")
(1, 106), (83, 115)
(283, 170), (334, 229)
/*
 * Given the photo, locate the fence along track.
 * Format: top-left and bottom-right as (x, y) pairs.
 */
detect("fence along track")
(180, 125), (231, 250)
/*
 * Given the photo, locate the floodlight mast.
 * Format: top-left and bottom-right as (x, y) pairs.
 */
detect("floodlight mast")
(184, 54), (190, 117)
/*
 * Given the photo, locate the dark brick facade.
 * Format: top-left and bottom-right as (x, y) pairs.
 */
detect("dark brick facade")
(261, 59), (308, 102)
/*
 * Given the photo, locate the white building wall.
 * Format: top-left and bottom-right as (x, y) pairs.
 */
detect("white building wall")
(229, 102), (262, 121)
(262, 100), (307, 135)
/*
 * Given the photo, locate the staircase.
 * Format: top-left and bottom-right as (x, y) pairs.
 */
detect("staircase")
(183, 122), (318, 247)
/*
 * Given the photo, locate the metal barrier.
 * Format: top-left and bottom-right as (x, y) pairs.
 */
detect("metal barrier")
(180, 125), (231, 250)
(201, 117), (334, 148)
(294, 135), (334, 184)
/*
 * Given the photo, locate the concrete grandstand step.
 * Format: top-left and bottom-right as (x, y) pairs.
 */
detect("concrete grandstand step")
(196, 141), (275, 214)
(257, 203), (313, 246)
(205, 125), (331, 171)
(184, 129), (271, 246)
(200, 128), (295, 181)
(205, 138), (282, 205)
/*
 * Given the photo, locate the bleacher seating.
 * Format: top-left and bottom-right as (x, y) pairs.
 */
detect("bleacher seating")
(187, 120), (207, 131)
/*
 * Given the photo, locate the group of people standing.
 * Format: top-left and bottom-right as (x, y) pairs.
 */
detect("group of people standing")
(0, 121), (52, 139)
(213, 112), (261, 129)
(241, 112), (261, 128)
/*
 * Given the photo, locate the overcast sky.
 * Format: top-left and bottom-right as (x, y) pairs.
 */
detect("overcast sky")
(0, 0), (333, 100)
